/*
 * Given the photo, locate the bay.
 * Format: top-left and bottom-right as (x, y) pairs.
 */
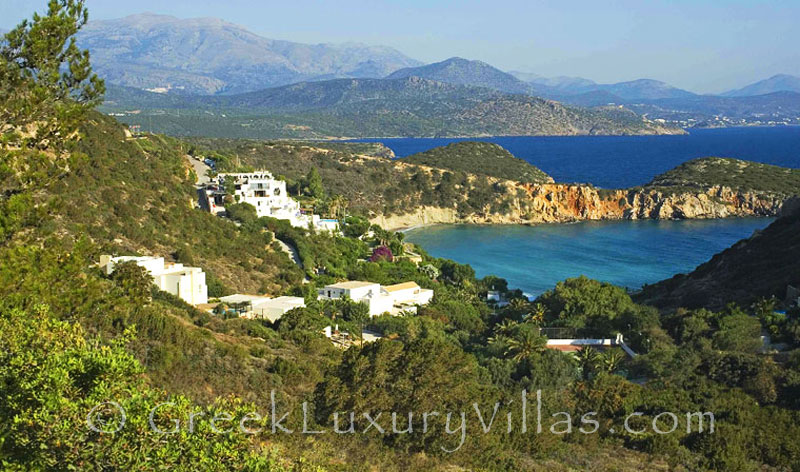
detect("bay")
(404, 218), (773, 297)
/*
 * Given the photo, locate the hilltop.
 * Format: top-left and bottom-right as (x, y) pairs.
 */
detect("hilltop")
(646, 157), (800, 195)
(385, 57), (534, 94)
(103, 77), (683, 139)
(401, 141), (553, 184)
(723, 74), (800, 97)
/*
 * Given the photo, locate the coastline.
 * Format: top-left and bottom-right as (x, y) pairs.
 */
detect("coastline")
(391, 213), (775, 234)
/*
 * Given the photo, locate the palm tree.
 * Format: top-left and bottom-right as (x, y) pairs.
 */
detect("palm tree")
(576, 346), (600, 380)
(320, 298), (339, 322)
(505, 330), (545, 362)
(601, 348), (626, 374)
(373, 227), (392, 247)
(493, 319), (519, 336)
(505, 297), (530, 319)
(328, 195), (342, 220)
(528, 303), (546, 324)
(337, 196), (349, 224)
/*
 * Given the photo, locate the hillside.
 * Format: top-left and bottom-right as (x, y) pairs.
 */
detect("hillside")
(594, 79), (695, 100)
(385, 57), (534, 94)
(515, 76), (695, 101)
(9, 4), (800, 471)
(723, 74), (800, 97)
(6, 102), (690, 471)
(77, 13), (421, 94)
(625, 91), (800, 126)
(185, 138), (796, 228)
(102, 77), (683, 138)
(646, 157), (800, 195)
(402, 141), (553, 184)
(637, 202), (800, 310)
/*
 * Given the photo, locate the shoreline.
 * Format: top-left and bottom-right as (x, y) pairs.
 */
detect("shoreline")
(388, 213), (777, 233)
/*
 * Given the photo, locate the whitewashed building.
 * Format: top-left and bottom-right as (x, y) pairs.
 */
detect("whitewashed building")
(317, 281), (395, 317)
(545, 333), (637, 357)
(203, 171), (338, 231)
(218, 294), (306, 322)
(100, 255), (208, 306)
(383, 282), (434, 306)
(318, 280), (434, 317)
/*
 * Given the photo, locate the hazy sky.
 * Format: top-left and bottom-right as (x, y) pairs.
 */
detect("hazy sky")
(3, 0), (799, 93)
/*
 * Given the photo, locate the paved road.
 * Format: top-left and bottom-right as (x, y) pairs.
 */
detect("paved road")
(189, 156), (212, 187)
(275, 238), (303, 269)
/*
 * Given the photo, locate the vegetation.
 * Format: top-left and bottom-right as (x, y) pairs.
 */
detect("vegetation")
(5, 3), (800, 470)
(647, 157), (800, 195)
(186, 137), (531, 218)
(402, 141), (552, 184)
(638, 204), (800, 310)
(100, 77), (681, 140)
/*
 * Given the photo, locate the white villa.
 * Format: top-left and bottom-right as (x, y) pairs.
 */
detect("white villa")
(317, 281), (434, 317)
(203, 172), (337, 231)
(100, 255), (208, 306)
(383, 282), (434, 308)
(218, 294), (306, 322)
(545, 333), (637, 358)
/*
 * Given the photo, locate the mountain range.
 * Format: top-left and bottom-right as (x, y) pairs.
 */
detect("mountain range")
(59, 13), (800, 133)
(76, 13), (422, 94)
(102, 77), (682, 138)
(722, 74), (800, 97)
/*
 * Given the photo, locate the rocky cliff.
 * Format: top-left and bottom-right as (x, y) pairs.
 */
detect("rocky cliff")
(372, 182), (788, 230)
(370, 155), (797, 229)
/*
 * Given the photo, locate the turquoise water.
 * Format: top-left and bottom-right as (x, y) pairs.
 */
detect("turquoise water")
(405, 218), (773, 297)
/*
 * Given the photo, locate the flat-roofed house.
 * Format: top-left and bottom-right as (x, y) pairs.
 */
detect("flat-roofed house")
(219, 294), (306, 322)
(383, 281), (434, 306)
(252, 296), (306, 322)
(317, 281), (394, 317)
(100, 255), (208, 306)
(545, 334), (637, 358)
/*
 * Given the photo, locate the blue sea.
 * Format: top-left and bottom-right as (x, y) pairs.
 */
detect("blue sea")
(355, 126), (800, 188)
(357, 127), (800, 295)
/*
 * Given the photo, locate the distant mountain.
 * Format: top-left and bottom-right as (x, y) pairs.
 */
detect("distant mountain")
(386, 57), (534, 95)
(594, 79), (695, 100)
(76, 13), (422, 95)
(512, 74), (695, 101)
(556, 90), (627, 107)
(102, 77), (683, 139)
(723, 74), (800, 97)
(528, 75), (597, 93)
(507, 71), (543, 83)
(626, 91), (800, 125)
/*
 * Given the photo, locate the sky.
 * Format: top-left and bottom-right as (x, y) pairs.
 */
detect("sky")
(2, 0), (799, 94)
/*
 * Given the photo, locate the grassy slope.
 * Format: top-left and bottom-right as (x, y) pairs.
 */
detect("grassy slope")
(646, 157), (800, 195)
(52, 112), (303, 294)
(186, 137), (531, 218)
(402, 141), (553, 184)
